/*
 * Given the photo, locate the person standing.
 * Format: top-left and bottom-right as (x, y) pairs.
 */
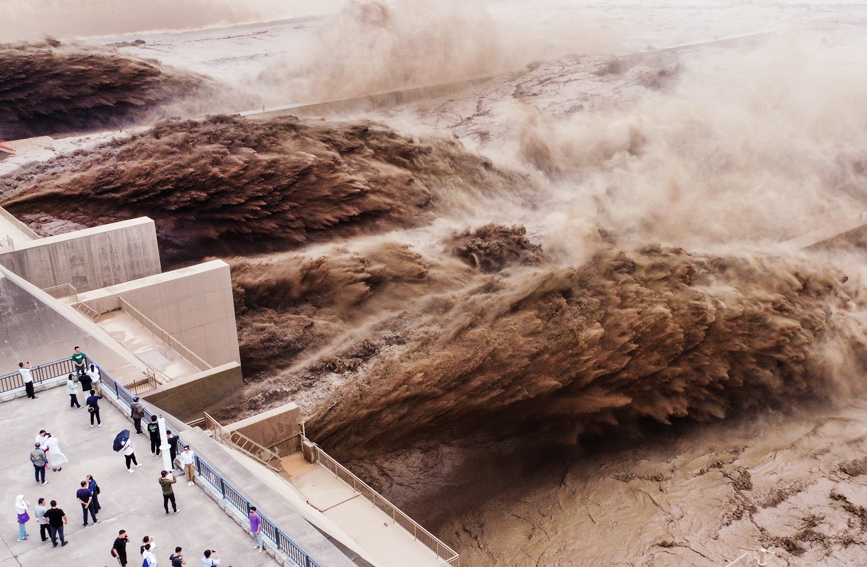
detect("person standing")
(170, 546), (186, 566)
(147, 416), (161, 456)
(67, 374), (81, 408)
(201, 549), (220, 566)
(179, 446), (196, 485)
(19, 362), (37, 399)
(159, 471), (178, 515)
(121, 438), (142, 473)
(87, 475), (101, 513)
(44, 433), (68, 472)
(86, 389), (103, 427)
(78, 368), (93, 394)
(35, 498), (49, 542)
(166, 431), (179, 468)
(131, 397), (146, 435)
(142, 543), (158, 567)
(30, 442), (48, 484)
(249, 506), (264, 553)
(112, 530), (130, 566)
(77, 480), (98, 526)
(140, 535), (156, 556)
(44, 500), (67, 547)
(87, 364), (101, 394)
(14, 495), (29, 541)
(71, 346), (87, 377)
(35, 430), (49, 450)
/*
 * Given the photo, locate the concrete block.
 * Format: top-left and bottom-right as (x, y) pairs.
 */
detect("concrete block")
(0, 217), (161, 292)
(77, 260), (240, 367)
(143, 362), (244, 422)
(225, 402), (302, 453)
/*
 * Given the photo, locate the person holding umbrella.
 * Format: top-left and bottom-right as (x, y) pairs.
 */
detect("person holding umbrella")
(115, 430), (142, 473)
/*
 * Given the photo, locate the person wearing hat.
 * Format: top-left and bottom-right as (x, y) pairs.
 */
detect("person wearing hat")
(130, 397), (146, 435)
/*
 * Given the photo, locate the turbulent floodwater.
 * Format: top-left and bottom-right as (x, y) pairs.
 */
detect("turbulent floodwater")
(5, 1), (867, 565)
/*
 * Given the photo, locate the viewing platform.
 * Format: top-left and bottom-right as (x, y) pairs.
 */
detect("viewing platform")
(0, 386), (280, 567)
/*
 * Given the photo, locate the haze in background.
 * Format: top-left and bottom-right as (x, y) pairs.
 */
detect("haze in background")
(0, 0), (346, 41)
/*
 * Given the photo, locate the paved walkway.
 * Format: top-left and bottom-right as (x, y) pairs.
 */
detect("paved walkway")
(0, 386), (279, 567)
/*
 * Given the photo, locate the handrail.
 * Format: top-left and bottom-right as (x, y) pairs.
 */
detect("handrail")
(119, 297), (212, 371)
(73, 302), (100, 321)
(203, 412), (285, 473)
(724, 553), (749, 567)
(0, 356), (78, 391)
(305, 437), (460, 566)
(123, 373), (159, 394)
(42, 283), (78, 300)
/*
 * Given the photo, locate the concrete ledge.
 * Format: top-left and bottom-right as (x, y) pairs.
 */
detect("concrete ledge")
(0, 374), (67, 402)
(143, 362), (243, 422)
(77, 260), (240, 367)
(0, 217), (161, 292)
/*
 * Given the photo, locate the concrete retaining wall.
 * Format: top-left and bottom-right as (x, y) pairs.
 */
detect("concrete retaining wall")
(143, 362), (244, 422)
(225, 402), (301, 454)
(0, 217), (161, 293)
(76, 260), (240, 367)
(0, 265), (148, 377)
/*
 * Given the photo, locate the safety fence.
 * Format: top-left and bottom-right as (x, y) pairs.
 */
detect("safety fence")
(0, 357), (324, 567)
(314, 444), (460, 567)
(42, 283), (78, 300)
(0, 357), (78, 391)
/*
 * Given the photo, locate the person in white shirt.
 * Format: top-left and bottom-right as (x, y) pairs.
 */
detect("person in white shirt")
(86, 364), (101, 395)
(178, 446), (196, 485)
(201, 550), (220, 566)
(44, 434), (68, 472)
(122, 439), (143, 473)
(142, 543), (158, 567)
(19, 362), (36, 399)
(66, 374), (81, 408)
(35, 430), (49, 450)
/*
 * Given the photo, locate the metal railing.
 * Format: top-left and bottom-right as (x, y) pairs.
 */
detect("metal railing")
(119, 297), (212, 371)
(92, 361), (324, 567)
(725, 553), (749, 567)
(311, 440), (460, 566)
(73, 302), (100, 321)
(123, 373), (159, 395)
(203, 412), (285, 473)
(0, 357), (78, 391)
(42, 283), (78, 300)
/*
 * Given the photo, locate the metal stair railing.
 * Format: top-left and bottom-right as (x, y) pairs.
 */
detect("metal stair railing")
(203, 412), (285, 474)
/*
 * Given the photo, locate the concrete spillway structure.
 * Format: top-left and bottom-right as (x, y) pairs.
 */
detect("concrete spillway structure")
(0, 204), (458, 566)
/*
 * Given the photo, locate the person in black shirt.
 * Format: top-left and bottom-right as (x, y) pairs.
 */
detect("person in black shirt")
(76, 480), (98, 526)
(166, 430), (179, 468)
(44, 500), (67, 547)
(147, 416), (161, 456)
(86, 390), (104, 427)
(78, 370), (92, 393)
(112, 529), (129, 566)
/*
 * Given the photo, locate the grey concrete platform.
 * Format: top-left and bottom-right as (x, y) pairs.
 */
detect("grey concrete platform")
(0, 386), (280, 567)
